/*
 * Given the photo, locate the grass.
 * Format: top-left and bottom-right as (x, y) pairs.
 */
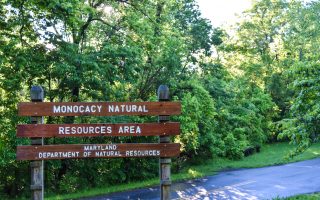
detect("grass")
(45, 142), (320, 200)
(274, 193), (320, 200)
(172, 142), (320, 180)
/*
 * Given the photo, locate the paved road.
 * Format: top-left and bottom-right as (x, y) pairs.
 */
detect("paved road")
(82, 158), (320, 200)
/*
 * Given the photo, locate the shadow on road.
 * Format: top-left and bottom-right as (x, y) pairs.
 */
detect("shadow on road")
(81, 158), (320, 200)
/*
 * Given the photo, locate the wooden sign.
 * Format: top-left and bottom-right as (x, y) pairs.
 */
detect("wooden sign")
(18, 102), (181, 116)
(17, 122), (180, 137)
(16, 143), (181, 160)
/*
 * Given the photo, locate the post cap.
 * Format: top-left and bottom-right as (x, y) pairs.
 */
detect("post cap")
(30, 86), (44, 102)
(157, 85), (169, 101)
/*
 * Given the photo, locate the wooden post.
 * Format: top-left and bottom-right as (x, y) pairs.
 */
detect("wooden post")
(30, 86), (44, 200)
(158, 85), (171, 200)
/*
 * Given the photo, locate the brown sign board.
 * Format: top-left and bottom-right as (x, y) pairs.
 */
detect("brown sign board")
(16, 143), (181, 160)
(17, 122), (180, 138)
(18, 102), (181, 116)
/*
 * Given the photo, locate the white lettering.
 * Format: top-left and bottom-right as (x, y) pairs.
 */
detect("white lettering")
(79, 105), (84, 112)
(132, 105), (137, 112)
(117, 126), (142, 134)
(107, 105), (148, 113)
(121, 105), (125, 112)
(94, 127), (100, 133)
(83, 145), (117, 151)
(89, 127), (94, 134)
(124, 126), (129, 133)
(65, 127), (70, 134)
(107, 126), (112, 133)
(136, 126), (141, 134)
(73, 106), (79, 113)
(124, 150), (160, 157)
(109, 105), (114, 112)
(61, 106), (66, 113)
(38, 151), (79, 159)
(94, 151), (120, 157)
(97, 105), (102, 113)
(53, 105), (61, 113)
(119, 126), (123, 133)
(58, 127), (64, 134)
(67, 106), (72, 113)
(85, 106), (90, 112)
(83, 151), (91, 157)
(53, 105), (102, 113)
(100, 126), (106, 134)
(58, 126), (112, 135)
(73, 127), (77, 134)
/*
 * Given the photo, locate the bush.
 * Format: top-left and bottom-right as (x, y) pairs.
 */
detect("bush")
(173, 80), (223, 159)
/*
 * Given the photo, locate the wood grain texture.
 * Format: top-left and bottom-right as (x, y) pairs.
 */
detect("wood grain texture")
(18, 102), (181, 116)
(17, 123), (180, 137)
(16, 143), (181, 160)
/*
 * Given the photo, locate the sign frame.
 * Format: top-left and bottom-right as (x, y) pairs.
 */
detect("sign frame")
(17, 85), (180, 200)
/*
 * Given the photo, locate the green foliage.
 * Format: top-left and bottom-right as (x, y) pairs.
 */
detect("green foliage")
(278, 61), (320, 154)
(224, 133), (244, 159)
(0, 0), (222, 197)
(277, 1), (320, 153)
(1, 0), (320, 198)
(221, 0), (320, 154)
(219, 80), (276, 159)
(279, 192), (320, 200)
(173, 80), (219, 158)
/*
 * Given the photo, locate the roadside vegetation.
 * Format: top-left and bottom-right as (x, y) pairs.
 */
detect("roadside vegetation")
(1, 0), (320, 199)
(288, 193), (320, 200)
(274, 193), (320, 200)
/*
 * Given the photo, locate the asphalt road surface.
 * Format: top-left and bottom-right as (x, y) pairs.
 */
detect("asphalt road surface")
(81, 158), (320, 200)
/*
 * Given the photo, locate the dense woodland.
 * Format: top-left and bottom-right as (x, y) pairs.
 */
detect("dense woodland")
(0, 0), (320, 198)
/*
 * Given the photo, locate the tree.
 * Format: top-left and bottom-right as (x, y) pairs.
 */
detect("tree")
(278, 1), (320, 153)
(0, 0), (218, 197)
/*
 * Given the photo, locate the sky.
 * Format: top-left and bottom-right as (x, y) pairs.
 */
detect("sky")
(197, 0), (252, 27)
